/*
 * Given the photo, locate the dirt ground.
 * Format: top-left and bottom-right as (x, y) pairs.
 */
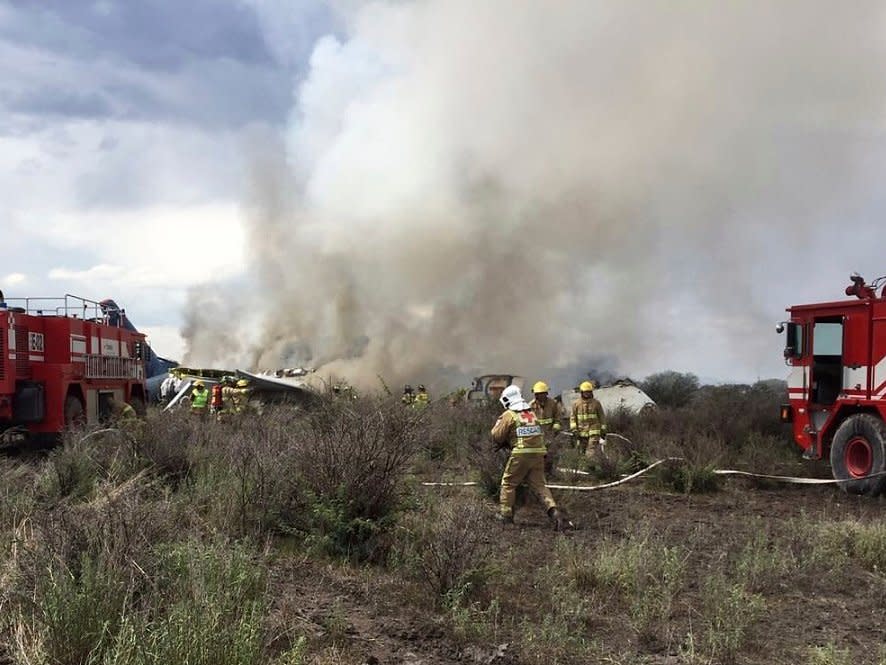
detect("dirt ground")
(268, 477), (885, 665)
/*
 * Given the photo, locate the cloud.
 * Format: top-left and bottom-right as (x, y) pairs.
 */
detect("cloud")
(2, 0), (274, 70)
(179, 0), (886, 388)
(138, 324), (185, 363)
(240, 0), (341, 68)
(1, 273), (26, 287)
(0, 1), (339, 132)
(39, 203), (246, 287)
(0, 0), (337, 356)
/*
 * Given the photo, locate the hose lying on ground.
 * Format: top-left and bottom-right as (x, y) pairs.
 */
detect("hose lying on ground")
(422, 432), (886, 490)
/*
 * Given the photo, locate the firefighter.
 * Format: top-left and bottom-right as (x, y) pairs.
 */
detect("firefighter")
(448, 387), (467, 407)
(190, 380), (210, 419)
(530, 380), (563, 474)
(219, 376), (237, 417)
(332, 382), (358, 399)
(106, 394), (136, 421)
(492, 384), (571, 530)
(413, 384), (430, 409)
(570, 380), (606, 460)
(210, 380), (224, 415)
(231, 378), (251, 414)
(106, 394), (140, 434)
(401, 384), (415, 406)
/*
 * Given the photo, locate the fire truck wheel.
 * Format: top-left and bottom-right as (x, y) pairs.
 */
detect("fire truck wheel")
(63, 395), (86, 429)
(830, 414), (886, 496)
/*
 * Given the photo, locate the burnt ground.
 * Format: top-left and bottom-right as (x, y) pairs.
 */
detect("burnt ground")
(267, 478), (885, 665)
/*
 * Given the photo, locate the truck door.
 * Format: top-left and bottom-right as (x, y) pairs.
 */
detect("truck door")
(810, 318), (844, 406)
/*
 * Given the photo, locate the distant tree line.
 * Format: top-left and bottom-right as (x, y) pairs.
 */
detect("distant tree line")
(640, 371), (786, 410)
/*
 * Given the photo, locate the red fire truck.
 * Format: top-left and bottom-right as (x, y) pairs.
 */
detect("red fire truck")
(0, 294), (147, 445)
(780, 273), (886, 495)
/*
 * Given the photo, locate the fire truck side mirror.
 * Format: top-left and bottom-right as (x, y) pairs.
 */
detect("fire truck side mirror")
(775, 323), (785, 334)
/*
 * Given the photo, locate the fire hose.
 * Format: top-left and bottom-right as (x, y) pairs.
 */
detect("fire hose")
(421, 432), (886, 490)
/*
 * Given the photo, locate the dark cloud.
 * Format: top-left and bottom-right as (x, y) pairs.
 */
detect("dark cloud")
(4, 0), (274, 69)
(3, 87), (114, 118)
(0, 0), (335, 129)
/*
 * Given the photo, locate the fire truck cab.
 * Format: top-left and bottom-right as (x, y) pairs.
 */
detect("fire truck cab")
(0, 294), (148, 445)
(780, 273), (886, 495)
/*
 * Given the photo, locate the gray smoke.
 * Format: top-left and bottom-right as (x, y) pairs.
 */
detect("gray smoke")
(183, 1), (886, 390)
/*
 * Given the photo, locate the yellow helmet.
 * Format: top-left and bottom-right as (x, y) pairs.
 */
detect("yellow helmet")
(532, 381), (549, 394)
(193, 380), (205, 388)
(579, 380), (595, 392)
(237, 379), (249, 388)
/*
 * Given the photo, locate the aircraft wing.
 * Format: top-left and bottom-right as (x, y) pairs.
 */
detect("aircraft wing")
(235, 370), (320, 405)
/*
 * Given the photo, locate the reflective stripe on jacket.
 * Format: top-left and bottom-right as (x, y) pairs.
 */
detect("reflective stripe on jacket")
(530, 398), (562, 435)
(491, 409), (547, 455)
(570, 397), (606, 437)
(191, 388), (209, 409)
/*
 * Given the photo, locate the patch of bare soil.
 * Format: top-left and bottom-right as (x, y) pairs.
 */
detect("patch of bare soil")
(269, 556), (514, 665)
(268, 480), (884, 664)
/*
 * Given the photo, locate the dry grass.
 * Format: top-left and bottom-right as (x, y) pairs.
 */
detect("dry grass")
(0, 383), (882, 665)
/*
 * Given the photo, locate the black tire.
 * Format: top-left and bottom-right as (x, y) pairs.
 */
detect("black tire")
(63, 394), (86, 429)
(830, 414), (886, 496)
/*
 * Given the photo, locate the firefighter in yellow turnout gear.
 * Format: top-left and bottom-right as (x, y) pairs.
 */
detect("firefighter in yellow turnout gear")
(413, 384), (430, 410)
(106, 394), (140, 435)
(231, 379), (251, 414)
(190, 380), (210, 419)
(530, 381), (562, 474)
(492, 385), (571, 530)
(570, 381), (607, 459)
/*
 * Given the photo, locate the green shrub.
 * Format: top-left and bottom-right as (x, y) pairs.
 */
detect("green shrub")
(22, 552), (130, 665)
(393, 498), (489, 599)
(108, 410), (196, 480)
(41, 442), (103, 501)
(615, 379), (791, 472)
(305, 489), (395, 562)
(286, 398), (421, 561)
(97, 539), (267, 665)
(184, 408), (305, 539)
(653, 459), (721, 494)
(422, 400), (493, 462)
(641, 371), (700, 408)
(464, 405), (511, 499)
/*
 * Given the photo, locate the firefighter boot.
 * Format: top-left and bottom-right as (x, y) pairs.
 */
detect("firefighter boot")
(496, 512), (514, 525)
(547, 507), (574, 532)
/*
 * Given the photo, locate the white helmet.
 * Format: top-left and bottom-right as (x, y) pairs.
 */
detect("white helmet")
(500, 384), (530, 411)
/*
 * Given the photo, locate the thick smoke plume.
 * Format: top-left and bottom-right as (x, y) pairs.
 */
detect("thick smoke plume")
(183, 1), (886, 389)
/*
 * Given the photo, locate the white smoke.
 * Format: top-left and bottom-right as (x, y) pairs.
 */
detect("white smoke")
(183, 0), (886, 389)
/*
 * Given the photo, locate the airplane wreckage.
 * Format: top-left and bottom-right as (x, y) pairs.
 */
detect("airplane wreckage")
(155, 368), (656, 415)
(157, 367), (322, 411)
